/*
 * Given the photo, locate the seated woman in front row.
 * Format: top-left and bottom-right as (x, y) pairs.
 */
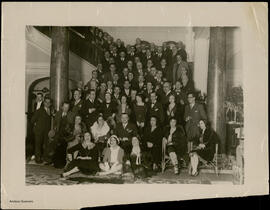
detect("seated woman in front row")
(99, 135), (124, 175)
(61, 132), (99, 177)
(163, 117), (187, 174)
(189, 119), (219, 176)
(129, 136), (153, 178)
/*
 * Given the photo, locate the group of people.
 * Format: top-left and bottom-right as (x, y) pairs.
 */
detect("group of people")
(29, 35), (219, 179)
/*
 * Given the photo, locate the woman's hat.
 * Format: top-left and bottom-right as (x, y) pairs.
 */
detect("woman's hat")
(108, 135), (120, 145)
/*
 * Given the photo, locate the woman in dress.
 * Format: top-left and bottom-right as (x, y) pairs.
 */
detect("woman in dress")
(189, 119), (219, 176)
(163, 117), (187, 174)
(90, 114), (110, 158)
(65, 115), (87, 162)
(143, 116), (163, 171)
(61, 132), (99, 177)
(99, 135), (124, 175)
(165, 94), (180, 125)
(133, 94), (147, 133)
(129, 136), (151, 178)
(115, 95), (131, 123)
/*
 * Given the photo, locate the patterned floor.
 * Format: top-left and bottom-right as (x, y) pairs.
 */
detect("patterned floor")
(26, 163), (235, 185)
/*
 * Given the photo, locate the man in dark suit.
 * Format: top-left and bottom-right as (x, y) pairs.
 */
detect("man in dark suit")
(172, 54), (189, 85)
(144, 81), (154, 104)
(116, 38), (126, 53)
(112, 85), (122, 105)
(160, 58), (172, 82)
(173, 80), (187, 125)
(54, 102), (73, 133)
(31, 97), (51, 164)
(52, 101), (73, 167)
(101, 51), (111, 73)
(110, 46), (118, 60)
(112, 73), (120, 87)
(116, 51), (128, 71)
(69, 89), (83, 122)
(154, 46), (165, 68)
(162, 42), (172, 64)
(81, 89), (100, 128)
(114, 113), (138, 155)
(122, 80), (131, 99)
(177, 41), (188, 62)
(127, 60), (134, 72)
(159, 81), (173, 109)
(127, 46), (136, 62)
(147, 92), (164, 125)
(33, 92), (44, 113)
(119, 67), (129, 84)
(128, 72), (137, 90)
(135, 74), (146, 94)
(99, 92), (117, 122)
(142, 49), (153, 67)
(184, 92), (207, 152)
(133, 62), (144, 79)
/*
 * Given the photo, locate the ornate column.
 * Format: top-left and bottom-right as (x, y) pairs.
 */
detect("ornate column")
(207, 27), (226, 154)
(50, 27), (69, 111)
(193, 27), (210, 94)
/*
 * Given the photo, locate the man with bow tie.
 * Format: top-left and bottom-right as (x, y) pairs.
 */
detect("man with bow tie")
(31, 97), (52, 164)
(99, 92), (117, 127)
(114, 113), (138, 155)
(122, 80), (131, 99)
(81, 89), (100, 127)
(147, 92), (164, 125)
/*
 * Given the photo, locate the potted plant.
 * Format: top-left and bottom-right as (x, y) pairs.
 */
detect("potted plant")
(225, 86), (244, 124)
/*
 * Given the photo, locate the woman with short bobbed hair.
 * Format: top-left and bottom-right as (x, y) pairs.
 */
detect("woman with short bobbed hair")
(61, 132), (99, 177)
(90, 113), (110, 158)
(143, 116), (163, 171)
(99, 135), (124, 175)
(163, 117), (187, 174)
(188, 119), (219, 176)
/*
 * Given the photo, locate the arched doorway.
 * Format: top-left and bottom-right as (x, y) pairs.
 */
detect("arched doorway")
(26, 77), (78, 159)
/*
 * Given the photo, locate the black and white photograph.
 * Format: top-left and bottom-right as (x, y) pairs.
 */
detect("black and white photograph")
(25, 26), (244, 185)
(1, 2), (268, 209)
